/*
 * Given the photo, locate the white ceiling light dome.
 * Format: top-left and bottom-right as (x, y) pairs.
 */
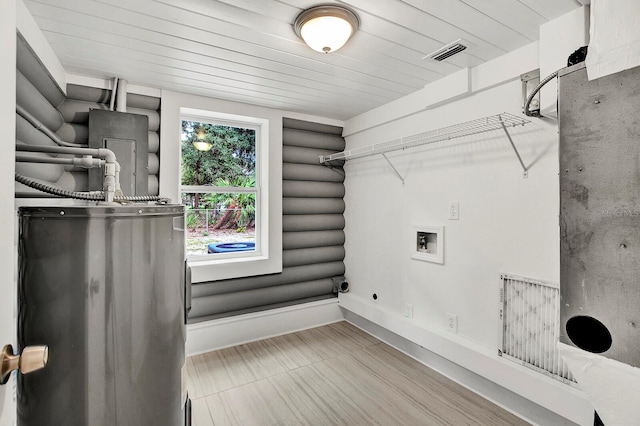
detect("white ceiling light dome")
(294, 5), (360, 53)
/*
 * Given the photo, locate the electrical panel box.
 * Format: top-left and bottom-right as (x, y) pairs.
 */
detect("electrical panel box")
(88, 110), (149, 196)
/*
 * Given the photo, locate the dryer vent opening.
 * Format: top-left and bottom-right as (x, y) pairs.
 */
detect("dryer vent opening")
(566, 315), (612, 354)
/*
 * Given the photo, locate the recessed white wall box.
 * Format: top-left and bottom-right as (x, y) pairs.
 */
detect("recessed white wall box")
(412, 225), (444, 264)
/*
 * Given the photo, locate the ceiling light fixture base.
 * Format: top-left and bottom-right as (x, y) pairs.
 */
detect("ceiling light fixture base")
(294, 5), (360, 54)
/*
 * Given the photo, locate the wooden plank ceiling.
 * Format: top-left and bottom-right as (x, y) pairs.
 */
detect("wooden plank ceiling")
(24, 0), (581, 120)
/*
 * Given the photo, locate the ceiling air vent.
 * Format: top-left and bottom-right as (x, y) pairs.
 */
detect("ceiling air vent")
(423, 39), (468, 61)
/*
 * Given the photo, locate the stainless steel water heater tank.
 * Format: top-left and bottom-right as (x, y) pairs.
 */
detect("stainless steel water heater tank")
(17, 205), (188, 425)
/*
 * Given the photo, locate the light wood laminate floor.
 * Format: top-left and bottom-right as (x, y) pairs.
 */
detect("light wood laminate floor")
(186, 321), (530, 426)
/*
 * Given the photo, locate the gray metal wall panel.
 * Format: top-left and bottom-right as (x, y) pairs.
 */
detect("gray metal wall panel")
(16, 71), (64, 131)
(16, 35), (65, 108)
(148, 153), (159, 175)
(558, 63), (640, 368)
(56, 171), (89, 192)
(128, 107), (160, 132)
(283, 198), (345, 215)
(15, 141), (65, 182)
(283, 214), (345, 232)
(56, 123), (88, 145)
(16, 115), (58, 148)
(127, 93), (161, 111)
(282, 145), (343, 165)
(283, 163), (345, 182)
(58, 100), (110, 124)
(282, 118), (343, 135)
(189, 295), (335, 323)
(148, 132), (160, 154)
(283, 180), (345, 198)
(282, 230), (345, 250)
(65, 84), (111, 103)
(283, 128), (345, 150)
(148, 175), (159, 196)
(282, 246), (345, 268)
(190, 279), (335, 318)
(192, 261), (346, 297)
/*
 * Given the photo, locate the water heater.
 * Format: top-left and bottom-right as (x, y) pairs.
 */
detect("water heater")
(17, 204), (189, 425)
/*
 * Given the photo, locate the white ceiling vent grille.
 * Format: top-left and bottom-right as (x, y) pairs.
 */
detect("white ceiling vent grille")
(423, 39), (468, 61)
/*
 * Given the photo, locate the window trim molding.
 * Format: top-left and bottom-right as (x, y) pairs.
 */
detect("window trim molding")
(160, 91), (282, 283)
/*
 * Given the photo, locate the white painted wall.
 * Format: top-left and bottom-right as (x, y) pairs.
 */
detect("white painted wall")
(340, 8), (593, 424)
(0, 0), (16, 424)
(539, 7), (590, 116)
(343, 79), (560, 347)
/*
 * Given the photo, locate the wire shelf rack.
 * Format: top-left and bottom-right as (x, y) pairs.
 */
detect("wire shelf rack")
(319, 113), (531, 180)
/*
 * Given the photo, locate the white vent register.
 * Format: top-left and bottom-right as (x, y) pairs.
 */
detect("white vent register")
(423, 39), (468, 61)
(499, 274), (575, 384)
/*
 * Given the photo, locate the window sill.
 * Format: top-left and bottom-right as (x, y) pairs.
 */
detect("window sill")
(188, 252), (281, 282)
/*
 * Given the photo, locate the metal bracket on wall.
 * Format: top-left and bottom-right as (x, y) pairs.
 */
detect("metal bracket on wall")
(500, 120), (529, 178)
(381, 153), (404, 184)
(320, 113), (531, 180)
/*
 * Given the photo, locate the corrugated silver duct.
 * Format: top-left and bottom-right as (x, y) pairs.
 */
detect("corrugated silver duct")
(189, 118), (346, 322)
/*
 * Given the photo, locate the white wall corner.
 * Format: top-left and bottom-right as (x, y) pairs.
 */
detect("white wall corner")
(539, 6), (590, 117)
(16, 0), (66, 95)
(423, 67), (470, 109)
(471, 41), (540, 93)
(343, 68), (471, 137)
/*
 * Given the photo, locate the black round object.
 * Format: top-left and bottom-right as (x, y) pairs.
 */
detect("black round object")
(566, 315), (612, 354)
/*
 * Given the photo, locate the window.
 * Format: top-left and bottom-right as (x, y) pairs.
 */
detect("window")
(180, 114), (260, 261)
(167, 101), (280, 283)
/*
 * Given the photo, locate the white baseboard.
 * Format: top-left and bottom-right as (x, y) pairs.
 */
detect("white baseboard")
(338, 293), (593, 426)
(186, 299), (343, 356)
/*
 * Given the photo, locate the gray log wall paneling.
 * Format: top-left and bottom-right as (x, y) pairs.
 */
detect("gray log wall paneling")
(15, 35), (160, 196)
(189, 118), (346, 322)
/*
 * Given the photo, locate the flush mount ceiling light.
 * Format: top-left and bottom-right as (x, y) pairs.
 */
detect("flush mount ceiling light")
(294, 5), (360, 53)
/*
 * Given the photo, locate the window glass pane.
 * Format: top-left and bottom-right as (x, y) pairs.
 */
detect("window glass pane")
(182, 192), (256, 256)
(181, 120), (256, 187)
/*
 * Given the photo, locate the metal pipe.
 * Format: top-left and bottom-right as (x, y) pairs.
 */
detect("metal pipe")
(115, 79), (127, 112)
(16, 144), (119, 202)
(109, 77), (118, 111)
(16, 153), (104, 168)
(16, 104), (86, 148)
(16, 152), (104, 169)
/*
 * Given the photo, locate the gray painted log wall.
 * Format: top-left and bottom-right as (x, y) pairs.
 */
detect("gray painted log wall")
(15, 35), (160, 196)
(189, 118), (346, 322)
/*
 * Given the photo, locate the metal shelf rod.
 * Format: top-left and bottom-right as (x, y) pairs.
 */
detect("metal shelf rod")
(320, 113), (531, 167)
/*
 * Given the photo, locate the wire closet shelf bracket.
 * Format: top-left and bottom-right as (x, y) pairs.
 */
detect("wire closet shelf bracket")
(319, 113), (532, 183)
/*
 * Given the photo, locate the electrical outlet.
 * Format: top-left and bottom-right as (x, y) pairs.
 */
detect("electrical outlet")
(372, 290), (379, 304)
(449, 202), (459, 220)
(447, 313), (458, 333)
(404, 303), (413, 318)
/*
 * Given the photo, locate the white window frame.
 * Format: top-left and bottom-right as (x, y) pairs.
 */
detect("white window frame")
(181, 114), (261, 263)
(168, 104), (281, 283)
